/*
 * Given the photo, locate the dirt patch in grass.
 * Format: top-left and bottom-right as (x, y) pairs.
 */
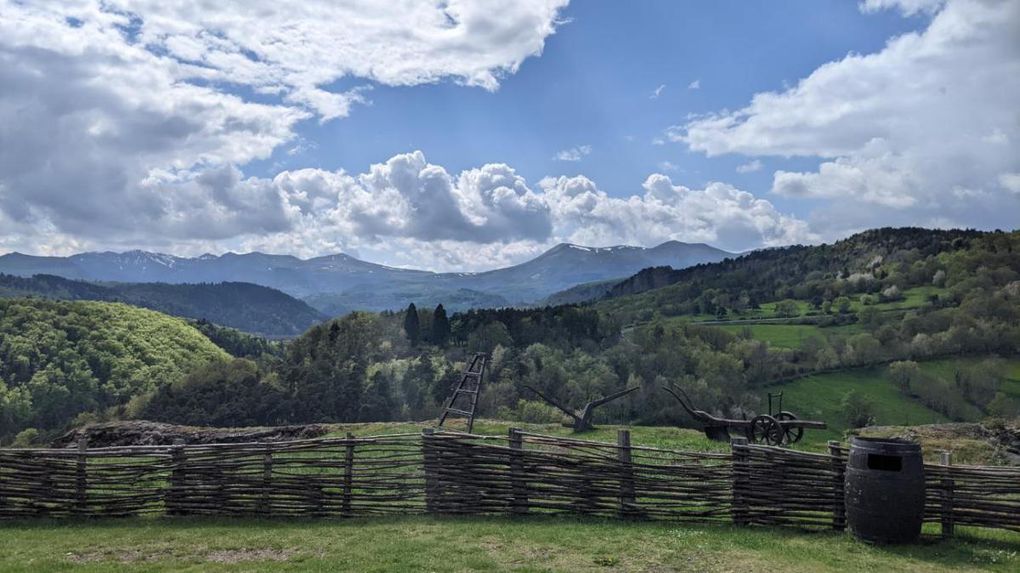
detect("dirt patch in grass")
(205, 548), (295, 563)
(66, 546), (296, 564)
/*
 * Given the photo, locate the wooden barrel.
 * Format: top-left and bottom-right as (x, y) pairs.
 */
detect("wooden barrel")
(845, 437), (925, 543)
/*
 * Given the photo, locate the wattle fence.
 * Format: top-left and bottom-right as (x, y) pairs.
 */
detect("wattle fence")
(0, 429), (1017, 535)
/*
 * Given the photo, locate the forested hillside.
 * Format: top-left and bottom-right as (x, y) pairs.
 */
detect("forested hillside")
(0, 299), (227, 440)
(2, 228), (1018, 445)
(141, 228), (1020, 435)
(0, 274), (324, 336)
(601, 227), (991, 322)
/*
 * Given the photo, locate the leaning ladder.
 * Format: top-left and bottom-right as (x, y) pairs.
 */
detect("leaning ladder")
(437, 353), (487, 433)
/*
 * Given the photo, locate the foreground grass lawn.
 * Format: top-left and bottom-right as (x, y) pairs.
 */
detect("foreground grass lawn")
(1, 516), (1017, 572)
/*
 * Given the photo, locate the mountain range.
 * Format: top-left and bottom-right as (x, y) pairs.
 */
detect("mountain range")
(0, 240), (733, 314)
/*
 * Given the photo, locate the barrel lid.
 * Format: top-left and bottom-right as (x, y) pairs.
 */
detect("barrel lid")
(850, 436), (921, 454)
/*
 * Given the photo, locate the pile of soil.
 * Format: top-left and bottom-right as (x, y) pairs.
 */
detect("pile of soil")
(857, 421), (1020, 465)
(52, 420), (330, 448)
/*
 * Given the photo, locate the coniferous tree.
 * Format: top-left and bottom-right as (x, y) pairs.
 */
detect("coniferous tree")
(431, 304), (450, 347)
(403, 303), (420, 347)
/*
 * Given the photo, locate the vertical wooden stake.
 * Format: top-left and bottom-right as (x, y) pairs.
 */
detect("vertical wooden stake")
(422, 428), (438, 514)
(617, 429), (637, 519)
(75, 437), (88, 516)
(731, 437), (750, 526)
(260, 445), (273, 517)
(940, 451), (954, 539)
(342, 432), (355, 517)
(509, 428), (528, 516)
(168, 438), (186, 516)
(0, 444), (5, 515)
(828, 440), (846, 531)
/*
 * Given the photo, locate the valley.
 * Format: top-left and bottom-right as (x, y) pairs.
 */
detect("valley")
(0, 240), (732, 314)
(0, 227), (1016, 450)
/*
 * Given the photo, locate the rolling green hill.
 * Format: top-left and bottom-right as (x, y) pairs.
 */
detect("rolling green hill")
(0, 298), (228, 440)
(598, 227), (996, 324)
(0, 274), (325, 336)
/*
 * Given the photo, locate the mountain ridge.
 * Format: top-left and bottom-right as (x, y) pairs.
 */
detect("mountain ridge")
(0, 240), (734, 312)
(0, 273), (325, 336)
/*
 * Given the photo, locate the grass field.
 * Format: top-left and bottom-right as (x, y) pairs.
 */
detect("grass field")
(1, 516), (1017, 572)
(768, 367), (952, 447)
(321, 419), (730, 453)
(713, 323), (860, 348)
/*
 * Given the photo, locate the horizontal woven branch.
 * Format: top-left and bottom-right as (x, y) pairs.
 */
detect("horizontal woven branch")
(1, 431), (1017, 533)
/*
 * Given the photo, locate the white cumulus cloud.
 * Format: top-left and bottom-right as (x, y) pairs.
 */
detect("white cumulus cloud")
(553, 145), (593, 162)
(736, 160), (763, 174)
(672, 0), (1020, 236)
(0, 0), (570, 255)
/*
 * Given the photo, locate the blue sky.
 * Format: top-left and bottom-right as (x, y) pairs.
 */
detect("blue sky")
(1, 0), (1017, 270)
(255, 1), (926, 220)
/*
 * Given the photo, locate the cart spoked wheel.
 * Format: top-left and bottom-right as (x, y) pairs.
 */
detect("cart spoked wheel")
(776, 411), (803, 444)
(749, 414), (785, 446)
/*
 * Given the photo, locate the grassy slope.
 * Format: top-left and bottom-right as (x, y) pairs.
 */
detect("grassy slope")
(714, 323), (859, 348)
(772, 367), (951, 447)
(770, 358), (1020, 449)
(0, 517), (1016, 572)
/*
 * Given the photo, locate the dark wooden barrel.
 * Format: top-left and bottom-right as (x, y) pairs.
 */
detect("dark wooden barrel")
(845, 437), (925, 543)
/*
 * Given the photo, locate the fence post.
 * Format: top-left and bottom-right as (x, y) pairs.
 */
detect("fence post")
(617, 429), (637, 519)
(75, 437), (88, 516)
(0, 444), (5, 516)
(828, 440), (846, 531)
(342, 432), (355, 517)
(508, 428), (528, 516)
(731, 437), (750, 526)
(168, 438), (186, 516)
(422, 428), (438, 514)
(940, 451), (954, 538)
(259, 444), (273, 517)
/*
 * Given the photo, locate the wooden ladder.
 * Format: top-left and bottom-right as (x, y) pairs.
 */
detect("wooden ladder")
(437, 353), (487, 433)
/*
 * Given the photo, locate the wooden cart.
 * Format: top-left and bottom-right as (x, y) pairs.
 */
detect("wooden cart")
(663, 386), (826, 446)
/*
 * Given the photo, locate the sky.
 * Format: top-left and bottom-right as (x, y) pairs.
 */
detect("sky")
(0, 0), (1018, 271)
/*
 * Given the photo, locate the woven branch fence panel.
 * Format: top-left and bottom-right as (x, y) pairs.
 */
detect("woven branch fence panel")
(733, 440), (846, 530)
(2, 430), (1019, 535)
(422, 431), (733, 522)
(924, 462), (1020, 533)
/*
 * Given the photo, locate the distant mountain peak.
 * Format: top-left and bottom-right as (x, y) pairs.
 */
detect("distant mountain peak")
(0, 240), (733, 312)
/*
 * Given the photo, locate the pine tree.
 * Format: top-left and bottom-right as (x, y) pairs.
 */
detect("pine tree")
(431, 303), (450, 347)
(403, 303), (420, 347)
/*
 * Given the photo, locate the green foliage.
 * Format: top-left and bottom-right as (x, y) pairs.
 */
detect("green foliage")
(430, 303), (450, 347)
(403, 303), (420, 347)
(600, 228), (997, 323)
(188, 319), (281, 358)
(2, 228), (1018, 436)
(11, 427), (39, 447)
(496, 399), (565, 424)
(142, 358), (286, 427)
(0, 274), (324, 336)
(0, 299), (228, 439)
(840, 390), (876, 429)
(281, 313), (383, 422)
(889, 360), (921, 394)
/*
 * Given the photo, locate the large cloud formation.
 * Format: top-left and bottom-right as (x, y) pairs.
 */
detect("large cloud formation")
(232, 152), (812, 270)
(673, 0), (1020, 236)
(0, 1), (568, 261)
(0, 0), (812, 270)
